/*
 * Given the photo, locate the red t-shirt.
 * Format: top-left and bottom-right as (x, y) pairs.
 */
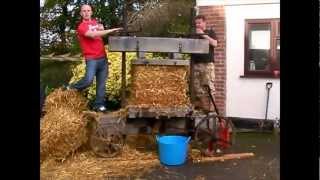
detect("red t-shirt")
(77, 19), (106, 60)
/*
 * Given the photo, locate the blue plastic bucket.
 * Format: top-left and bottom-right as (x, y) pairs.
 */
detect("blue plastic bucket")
(156, 135), (191, 166)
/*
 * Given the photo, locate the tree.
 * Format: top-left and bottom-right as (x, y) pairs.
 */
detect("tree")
(41, 0), (124, 55)
(40, 0), (195, 55)
(41, 0), (74, 54)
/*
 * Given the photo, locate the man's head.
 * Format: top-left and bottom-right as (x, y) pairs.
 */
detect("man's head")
(194, 15), (206, 30)
(80, 4), (93, 20)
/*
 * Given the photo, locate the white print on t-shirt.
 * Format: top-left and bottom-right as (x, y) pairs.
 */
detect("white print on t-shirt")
(88, 24), (99, 31)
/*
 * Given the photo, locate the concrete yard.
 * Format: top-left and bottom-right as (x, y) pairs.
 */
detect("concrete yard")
(104, 132), (280, 180)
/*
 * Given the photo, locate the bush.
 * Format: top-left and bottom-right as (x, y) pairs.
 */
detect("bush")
(40, 60), (81, 95)
(69, 51), (153, 105)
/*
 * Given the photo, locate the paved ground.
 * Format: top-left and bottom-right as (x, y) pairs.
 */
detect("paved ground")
(141, 132), (280, 180)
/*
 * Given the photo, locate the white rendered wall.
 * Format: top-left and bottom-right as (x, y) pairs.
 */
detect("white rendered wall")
(225, 3), (280, 120)
(196, 0), (279, 6)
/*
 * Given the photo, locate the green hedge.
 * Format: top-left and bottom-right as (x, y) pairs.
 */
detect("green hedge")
(40, 60), (81, 95)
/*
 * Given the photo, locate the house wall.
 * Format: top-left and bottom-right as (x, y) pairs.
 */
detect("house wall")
(198, 6), (227, 116)
(196, 0), (279, 6)
(196, 0), (280, 120)
(225, 3), (280, 120)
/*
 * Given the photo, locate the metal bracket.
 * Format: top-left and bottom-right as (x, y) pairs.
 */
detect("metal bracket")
(178, 42), (182, 53)
(136, 40), (140, 52)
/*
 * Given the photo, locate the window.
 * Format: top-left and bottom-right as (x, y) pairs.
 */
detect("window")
(244, 19), (280, 77)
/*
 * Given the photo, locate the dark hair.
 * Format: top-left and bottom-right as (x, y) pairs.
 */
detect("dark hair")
(194, 15), (206, 21)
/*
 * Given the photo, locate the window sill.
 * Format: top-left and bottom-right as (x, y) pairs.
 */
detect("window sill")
(240, 75), (280, 79)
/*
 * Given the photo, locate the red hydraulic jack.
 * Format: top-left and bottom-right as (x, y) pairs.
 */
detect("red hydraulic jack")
(204, 85), (234, 155)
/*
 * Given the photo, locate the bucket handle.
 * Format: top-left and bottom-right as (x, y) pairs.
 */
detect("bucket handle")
(186, 136), (191, 143)
(156, 135), (191, 143)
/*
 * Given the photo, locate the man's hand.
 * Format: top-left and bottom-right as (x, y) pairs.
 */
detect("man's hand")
(196, 28), (204, 34)
(98, 24), (104, 30)
(196, 28), (218, 47)
(85, 27), (123, 38)
(110, 27), (123, 33)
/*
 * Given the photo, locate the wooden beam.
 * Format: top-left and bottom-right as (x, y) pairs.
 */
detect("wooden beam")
(121, 1), (128, 108)
(132, 59), (190, 66)
(127, 106), (192, 119)
(193, 153), (255, 163)
(108, 36), (209, 54)
(40, 57), (82, 62)
(173, 53), (183, 59)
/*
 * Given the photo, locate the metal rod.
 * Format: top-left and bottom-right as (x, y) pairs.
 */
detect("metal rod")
(121, 52), (126, 107)
(190, 59), (195, 103)
(189, 6), (196, 104)
(121, 1), (128, 107)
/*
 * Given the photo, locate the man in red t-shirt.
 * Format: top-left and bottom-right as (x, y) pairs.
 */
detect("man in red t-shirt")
(67, 4), (122, 112)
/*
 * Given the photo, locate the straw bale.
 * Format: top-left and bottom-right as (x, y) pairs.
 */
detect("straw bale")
(40, 107), (89, 162)
(127, 65), (191, 108)
(40, 88), (90, 163)
(43, 88), (88, 113)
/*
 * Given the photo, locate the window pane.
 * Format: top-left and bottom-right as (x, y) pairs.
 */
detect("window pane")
(248, 24), (271, 71)
(250, 30), (270, 49)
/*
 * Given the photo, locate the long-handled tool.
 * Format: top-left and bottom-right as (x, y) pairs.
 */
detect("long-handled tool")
(260, 82), (273, 129)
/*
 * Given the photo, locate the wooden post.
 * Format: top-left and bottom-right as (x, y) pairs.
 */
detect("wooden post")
(121, 2), (128, 108)
(189, 7), (196, 103)
(190, 59), (195, 103)
(137, 52), (145, 59)
(121, 52), (126, 107)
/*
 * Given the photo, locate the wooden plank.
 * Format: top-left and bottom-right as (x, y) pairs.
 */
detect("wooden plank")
(173, 53), (183, 59)
(40, 57), (82, 62)
(132, 59), (190, 66)
(193, 153), (255, 163)
(127, 106), (192, 119)
(137, 52), (145, 59)
(108, 36), (209, 54)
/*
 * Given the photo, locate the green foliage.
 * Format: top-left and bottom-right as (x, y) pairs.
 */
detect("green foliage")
(133, 0), (194, 37)
(41, 0), (125, 55)
(44, 85), (55, 96)
(69, 31), (82, 55)
(40, 60), (81, 89)
(41, 0), (195, 55)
